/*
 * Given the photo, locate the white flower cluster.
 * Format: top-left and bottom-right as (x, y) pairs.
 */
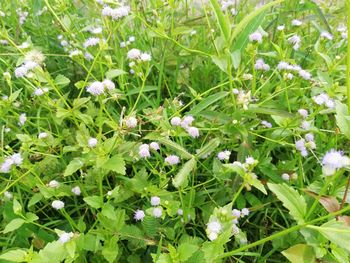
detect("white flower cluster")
(33, 87), (49, 97)
(207, 220), (222, 241)
(19, 113), (27, 126)
(86, 79), (115, 96)
(217, 150), (231, 161)
(124, 116), (137, 128)
(138, 142), (159, 158)
(15, 50), (45, 78)
(52, 200), (64, 210)
(261, 120), (272, 128)
(287, 34), (301, 50)
(295, 133), (316, 157)
(58, 232), (74, 243)
(337, 24), (348, 39)
(254, 58), (270, 71)
(322, 149), (350, 176)
(102, 5), (130, 20)
(312, 93), (335, 109)
(127, 48), (152, 62)
(291, 19), (302, 26)
(134, 209), (145, 221)
(83, 37), (101, 48)
(249, 31), (263, 43)
(165, 155), (180, 165)
(320, 31), (333, 41)
(88, 137), (98, 148)
(233, 89), (251, 110)
(277, 61), (311, 80)
(0, 153), (23, 173)
(17, 8), (28, 25)
(120, 36), (135, 48)
(170, 115), (200, 138)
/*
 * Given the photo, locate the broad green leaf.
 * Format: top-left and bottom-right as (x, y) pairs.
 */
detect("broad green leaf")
(3, 218), (25, 233)
(229, 0), (285, 45)
(209, 0), (231, 43)
(178, 243), (199, 262)
(145, 135), (192, 159)
(282, 244), (316, 263)
(251, 178), (267, 195)
(308, 220), (350, 253)
(83, 196), (103, 209)
(102, 236), (119, 263)
(223, 162), (246, 176)
(231, 50), (241, 69)
(13, 199), (22, 215)
(335, 101), (350, 139)
(105, 69), (127, 79)
(172, 158), (196, 188)
(267, 183), (307, 224)
(64, 158), (84, 177)
(55, 74), (70, 87)
(28, 193), (43, 208)
(102, 155), (126, 175)
(248, 105), (294, 118)
(189, 92), (228, 116)
(102, 204), (116, 220)
(211, 55), (228, 73)
(196, 138), (221, 159)
(66, 241), (76, 259)
(0, 249), (28, 262)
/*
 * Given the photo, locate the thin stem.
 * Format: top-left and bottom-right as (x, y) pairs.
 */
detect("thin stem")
(347, 0), (350, 113)
(340, 177), (350, 210)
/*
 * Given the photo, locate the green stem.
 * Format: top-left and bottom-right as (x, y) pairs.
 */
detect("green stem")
(347, 0), (350, 113)
(219, 205), (350, 259)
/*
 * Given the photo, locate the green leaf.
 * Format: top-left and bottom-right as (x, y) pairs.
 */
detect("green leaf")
(55, 74), (70, 87)
(282, 244), (316, 263)
(0, 249), (28, 262)
(223, 162), (246, 176)
(248, 105), (294, 118)
(172, 158), (196, 188)
(102, 155), (126, 175)
(84, 196), (103, 209)
(195, 138), (221, 159)
(229, 0), (285, 45)
(102, 236), (119, 263)
(105, 69), (127, 79)
(335, 101), (350, 139)
(102, 204), (116, 220)
(178, 243), (199, 262)
(267, 183), (307, 224)
(13, 199), (22, 215)
(145, 135), (192, 159)
(3, 218), (25, 233)
(189, 92), (228, 116)
(231, 50), (241, 69)
(64, 158), (84, 177)
(308, 220), (350, 253)
(209, 0), (231, 43)
(28, 193), (43, 208)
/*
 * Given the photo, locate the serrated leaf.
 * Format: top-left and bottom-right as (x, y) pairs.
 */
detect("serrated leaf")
(64, 158), (84, 177)
(0, 249), (28, 262)
(83, 196), (103, 209)
(282, 244), (316, 263)
(102, 155), (126, 175)
(102, 236), (119, 263)
(178, 243), (199, 262)
(268, 183), (307, 224)
(55, 74), (70, 87)
(172, 158), (196, 188)
(3, 218), (25, 233)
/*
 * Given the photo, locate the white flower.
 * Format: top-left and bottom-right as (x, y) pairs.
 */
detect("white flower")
(217, 150), (231, 161)
(325, 99), (335, 109)
(298, 70), (311, 80)
(249, 31), (263, 43)
(127, 48), (141, 59)
(322, 149), (350, 176)
(71, 186), (81, 196)
(24, 61), (38, 70)
(243, 73), (253, 80)
(152, 207), (163, 218)
(140, 53), (151, 62)
(254, 59), (270, 71)
(301, 120), (311, 130)
(337, 24), (346, 32)
(232, 209), (241, 218)
(181, 115), (195, 128)
(139, 144), (150, 158)
(277, 25), (285, 31)
(83, 37), (100, 48)
(38, 132), (48, 139)
(165, 155), (180, 165)
(241, 208), (250, 216)
(125, 116), (137, 128)
(281, 173), (290, 181)
(120, 42), (126, 48)
(207, 221), (222, 233)
(305, 133), (314, 142)
(288, 35), (301, 50)
(88, 137), (98, 148)
(58, 232), (74, 243)
(177, 209), (183, 215)
(69, 49), (82, 57)
(11, 153), (23, 166)
(84, 52), (94, 60)
(277, 61), (290, 70)
(245, 156), (256, 165)
(129, 36), (135, 42)
(298, 109), (308, 118)
(151, 196), (161, 206)
(15, 66), (28, 78)
(0, 158), (14, 173)
(286, 73), (294, 79)
(261, 120), (272, 128)
(208, 232), (218, 241)
(232, 224), (240, 235)
(33, 87), (48, 96)
(134, 209), (145, 221)
(187, 126), (200, 138)
(320, 31), (333, 40)
(86, 81), (105, 96)
(4, 191), (13, 199)
(313, 93), (328, 105)
(150, 142), (160, 151)
(170, 117), (182, 126)
(295, 139), (307, 156)
(90, 27), (102, 34)
(291, 19), (302, 26)
(18, 113), (27, 126)
(52, 200), (65, 210)
(102, 6), (113, 17)
(110, 6), (130, 20)
(102, 79), (115, 90)
(48, 180), (60, 188)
